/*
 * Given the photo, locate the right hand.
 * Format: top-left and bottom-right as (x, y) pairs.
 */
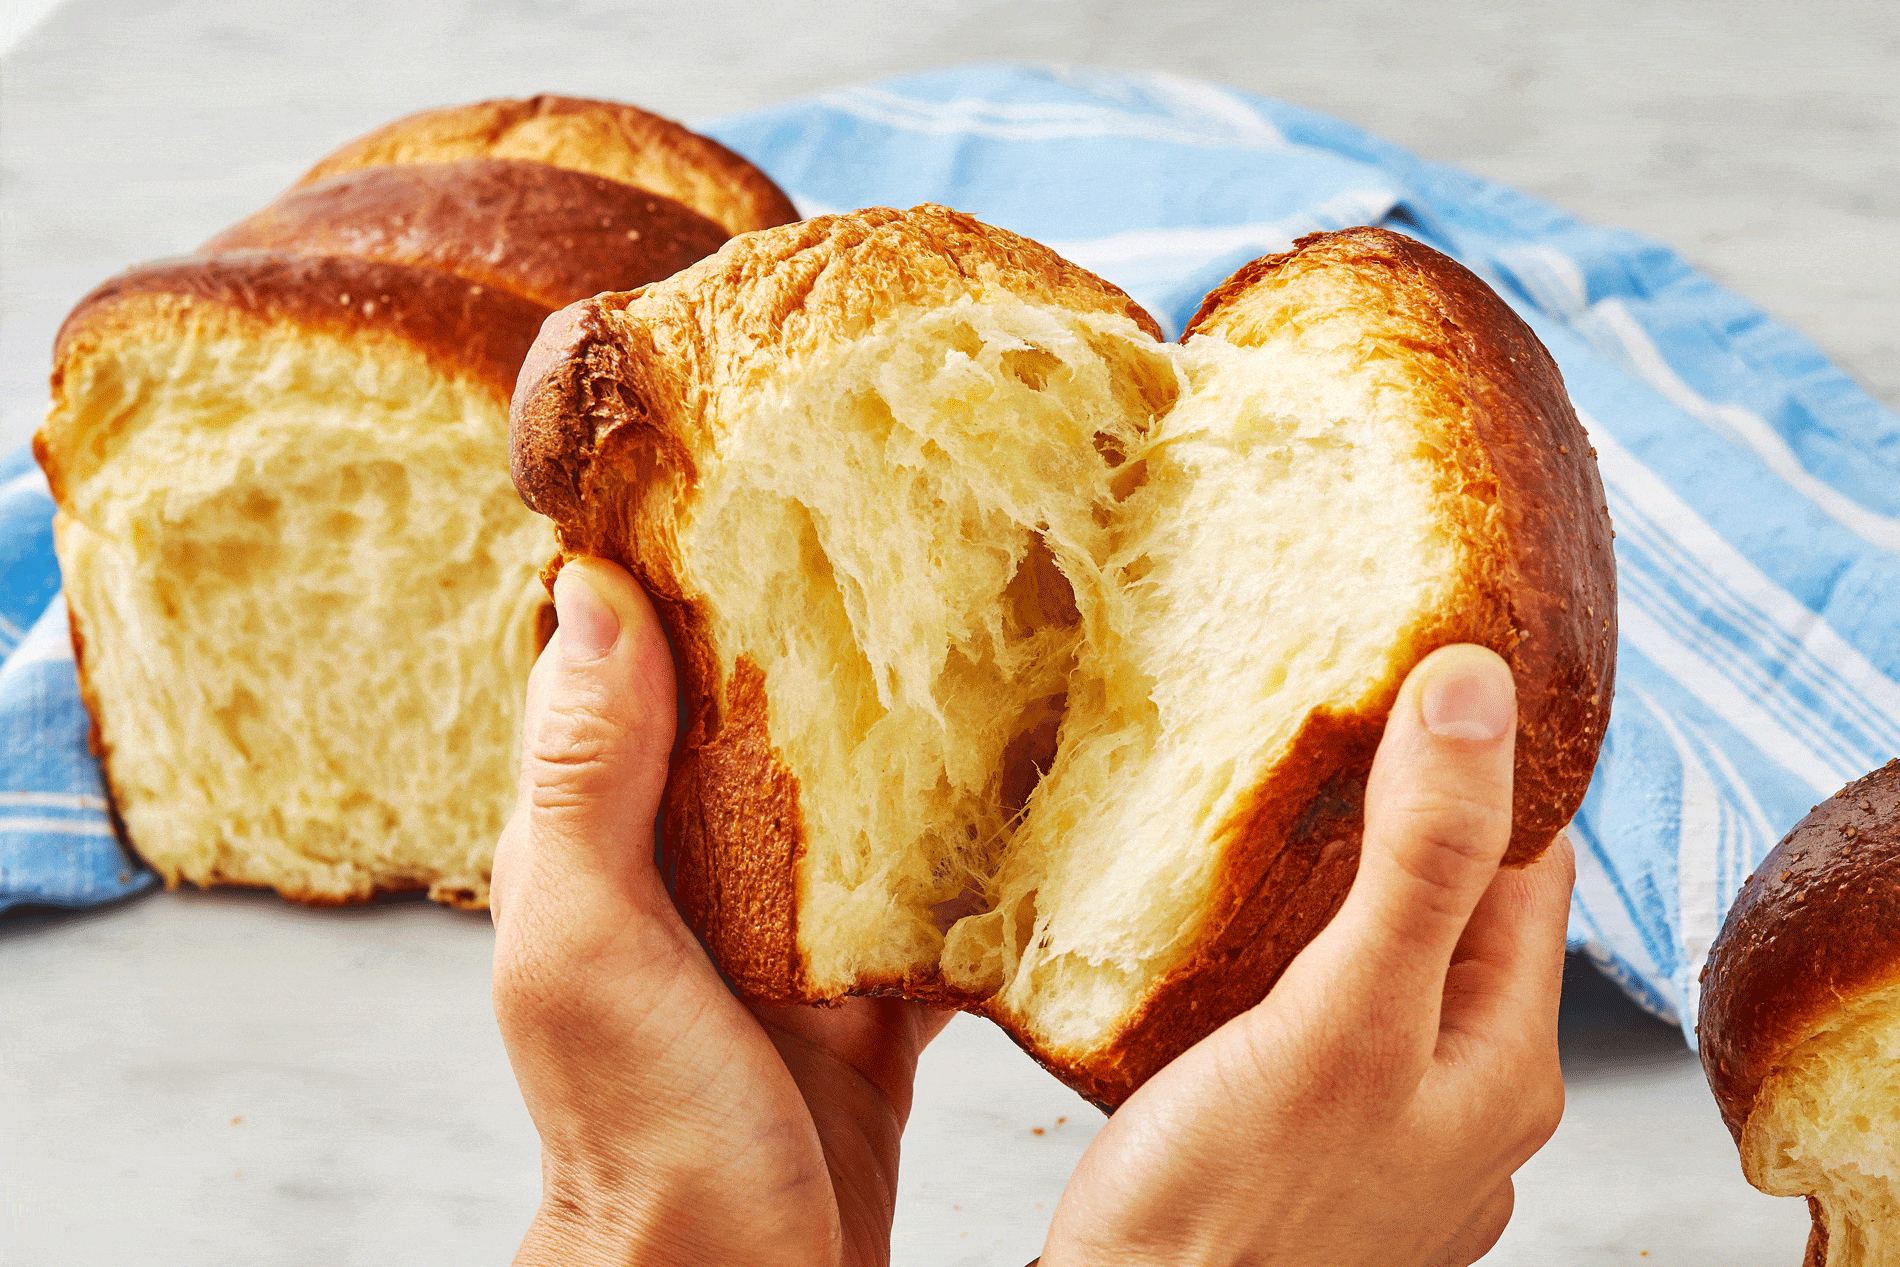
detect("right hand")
(1038, 644), (1574, 1266)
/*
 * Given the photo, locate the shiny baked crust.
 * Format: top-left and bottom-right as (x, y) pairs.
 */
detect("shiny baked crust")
(203, 159), (728, 311)
(1700, 760), (1900, 1135)
(509, 210), (1614, 1105)
(294, 94), (800, 237)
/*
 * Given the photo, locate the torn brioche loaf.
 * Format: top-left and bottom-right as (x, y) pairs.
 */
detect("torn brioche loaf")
(294, 94), (800, 237)
(37, 102), (795, 907)
(511, 206), (1615, 1104)
(1700, 761), (1900, 1266)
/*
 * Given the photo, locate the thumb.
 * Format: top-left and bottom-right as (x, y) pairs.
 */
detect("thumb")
(1291, 643), (1517, 1046)
(491, 556), (677, 929)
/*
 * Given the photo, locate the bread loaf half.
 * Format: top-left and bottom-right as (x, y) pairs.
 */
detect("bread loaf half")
(511, 206), (1614, 1104)
(1700, 760), (1900, 1266)
(205, 159), (729, 311)
(39, 253), (549, 906)
(39, 101), (789, 907)
(295, 95), (800, 237)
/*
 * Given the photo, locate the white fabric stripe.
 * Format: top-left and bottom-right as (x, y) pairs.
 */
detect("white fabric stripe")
(1579, 294), (1900, 553)
(1617, 560), (1869, 780)
(0, 591), (73, 672)
(1617, 593), (1851, 795)
(0, 791), (109, 811)
(1612, 488), (1900, 761)
(1571, 832), (1670, 998)
(0, 612), (23, 644)
(1495, 244), (1590, 318)
(2, 464), (52, 501)
(1689, 725), (1782, 885)
(819, 84), (1291, 149)
(1634, 685), (1726, 1029)
(1587, 419), (1900, 756)
(1136, 71), (1292, 146)
(0, 815), (116, 837)
(1050, 188), (1393, 284)
(1043, 222), (1298, 267)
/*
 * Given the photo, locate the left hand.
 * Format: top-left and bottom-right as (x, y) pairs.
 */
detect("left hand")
(489, 557), (951, 1267)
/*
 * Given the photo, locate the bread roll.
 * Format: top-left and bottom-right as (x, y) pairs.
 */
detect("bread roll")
(511, 206), (1614, 1104)
(294, 95), (800, 237)
(204, 159), (728, 311)
(1700, 760), (1900, 1265)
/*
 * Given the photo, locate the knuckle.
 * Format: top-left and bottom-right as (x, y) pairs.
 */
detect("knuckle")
(524, 690), (624, 806)
(1381, 789), (1512, 897)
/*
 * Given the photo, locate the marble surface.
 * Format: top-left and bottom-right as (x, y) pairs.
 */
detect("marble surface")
(4, 1), (1894, 1262)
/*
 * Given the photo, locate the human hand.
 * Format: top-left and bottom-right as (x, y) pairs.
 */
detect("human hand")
(489, 558), (951, 1267)
(1039, 644), (1574, 1267)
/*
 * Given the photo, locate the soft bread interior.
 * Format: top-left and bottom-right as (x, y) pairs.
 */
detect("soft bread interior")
(1743, 982), (1900, 1265)
(51, 315), (549, 905)
(674, 284), (1475, 1057)
(679, 296), (1176, 990)
(968, 331), (1467, 1057)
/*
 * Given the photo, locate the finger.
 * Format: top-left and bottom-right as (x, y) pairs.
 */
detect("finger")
(1439, 832), (1575, 1051)
(1310, 644), (1517, 1026)
(491, 556), (678, 942)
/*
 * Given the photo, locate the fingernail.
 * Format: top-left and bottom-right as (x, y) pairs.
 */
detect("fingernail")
(1419, 649), (1515, 741)
(552, 566), (619, 662)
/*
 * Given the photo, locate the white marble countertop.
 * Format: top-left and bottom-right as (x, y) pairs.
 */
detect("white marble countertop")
(3, 2), (1894, 1263)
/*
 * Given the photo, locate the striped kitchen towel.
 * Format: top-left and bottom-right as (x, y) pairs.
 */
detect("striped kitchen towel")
(7, 66), (1895, 1048)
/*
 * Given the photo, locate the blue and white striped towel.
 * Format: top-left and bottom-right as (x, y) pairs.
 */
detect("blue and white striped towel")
(7, 66), (1896, 1048)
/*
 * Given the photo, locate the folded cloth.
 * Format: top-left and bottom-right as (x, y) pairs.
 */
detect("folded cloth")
(9, 67), (1896, 1049)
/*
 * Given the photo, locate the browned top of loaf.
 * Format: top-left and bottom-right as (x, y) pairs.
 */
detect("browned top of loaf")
(41, 251), (548, 503)
(202, 159), (728, 311)
(294, 95), (799, 237)
(510, 203), (1163, 536)
(1192, 227), (1615, 865)
(1698, 759), (1900, 1141)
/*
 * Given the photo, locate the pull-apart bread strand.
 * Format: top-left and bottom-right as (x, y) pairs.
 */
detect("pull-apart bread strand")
(37, 99), (796, 909)
(1701, 761), (1900, 1267)
(295, 94), (801, 237)
(511, 206), (1615, 1104)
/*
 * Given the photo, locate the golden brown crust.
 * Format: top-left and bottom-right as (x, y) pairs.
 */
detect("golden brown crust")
(53, 251), (547, 403)
(663, 658), (809, 1001)
(203, 159), (728, 311)
(512, 205), (1161, 531)
(41, 251), (548, 506)
(1698, 759), (1900, 1141)
(293, 95), (799, 237)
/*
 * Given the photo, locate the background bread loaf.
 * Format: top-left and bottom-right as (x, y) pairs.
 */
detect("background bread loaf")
(204, 159), (729, 311)
(293, 94), (801, 237)
(511, 207), (1614, 1104)
(38, 98), (795, 907)
(1700, 760), (1900, 1266)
